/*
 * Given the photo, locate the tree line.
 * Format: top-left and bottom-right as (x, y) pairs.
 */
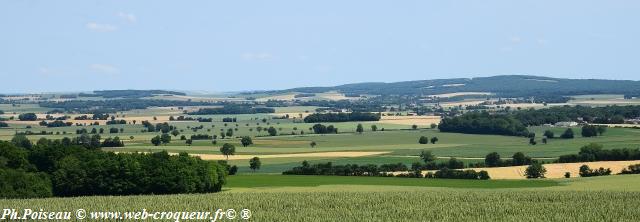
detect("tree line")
(303, 112), (380, 123)
(0, 137), (226, 199)
(513, 105), (640, 125)
(188, 106), (275, 115)
(557, 143), (640, 163)
(438, 112), (530, 137)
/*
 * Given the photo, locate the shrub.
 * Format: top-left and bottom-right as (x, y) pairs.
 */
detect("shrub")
(620, 164), (640, 174)
(579, 165), (611, 177)
(429, 168), (490, 180)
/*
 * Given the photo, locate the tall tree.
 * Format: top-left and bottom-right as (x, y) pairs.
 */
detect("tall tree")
(418, 136), (429, 144)
(561, 128), (575, 139)
(525, 163), (547, 179)
(430, 137), (439, 144)
(240, 136), (253, 147)
(249, 157), (261, 172)
(151, 136), (161, 146)
(484, 152), (502, 167)
(356, 124), (364, 134)
(160, 133), (171, 145)
(420, 150), (436, 163)
(219, 143), (236, 160)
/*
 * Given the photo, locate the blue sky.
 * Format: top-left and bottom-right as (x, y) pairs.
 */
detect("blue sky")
(1, 1), (639, 93)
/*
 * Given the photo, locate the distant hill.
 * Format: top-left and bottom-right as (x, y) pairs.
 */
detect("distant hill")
(79, 90), (186, 98)
(277, 75), (640, 97)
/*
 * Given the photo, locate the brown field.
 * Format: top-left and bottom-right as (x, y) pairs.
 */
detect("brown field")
(465, 160), (640, 179)
(189, 151), (389, 160)
(379, 115), (441, 126)
(390, 160), (640, 179)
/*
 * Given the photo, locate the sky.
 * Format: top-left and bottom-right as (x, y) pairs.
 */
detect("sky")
(1, 1), (639, 93)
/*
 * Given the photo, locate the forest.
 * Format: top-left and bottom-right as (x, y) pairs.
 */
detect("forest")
(0, 137), (226, 199)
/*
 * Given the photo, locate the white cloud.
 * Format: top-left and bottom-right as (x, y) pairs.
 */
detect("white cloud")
(89, 64), (119, 74)
(39, 67), (51, 74)
(537, 38), (548, 46)
(241, 52), (274, 61)
(86, 22), (118, 32)
(510, 36), (522, 43)
(117, 12), (137, 23)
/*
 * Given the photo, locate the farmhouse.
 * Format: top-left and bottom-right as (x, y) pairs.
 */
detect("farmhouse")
(554, 121), (579, 127)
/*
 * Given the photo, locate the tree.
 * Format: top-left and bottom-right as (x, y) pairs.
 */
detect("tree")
(151, 135), (161, 146)
(240, 136), (253, 147)
(371, 125), (378, 132)
(430, 137), (439, 144)
(484, 152), (501, 167)
(356, 124), (364, 134)
(310, 141), (317, 148)
(249, 157), (261, 172)
(512, 152), (531, 166)
(18, 113), (37, 121)
(525, 163), (546, 179)
(185, 139), (193, 146)
(529, 137), (537, 145)
(219, 143), (236, 160)
(581, 125), (599, 137)
(171, 129), (180, 137)
(412, 124), (418, 130)
(225, 128), (234, 137)
(564, 172), (571, 178)
(418, 136), (429, 144)
(160, 133), (171, 145)
(596, 126), (607, 136)
(561, 128), (574, 139)
(543, 130), (555, 139)
(11, 135), (33, 149)
(267, 127), (278, 136)
(420, 150), (436, 163)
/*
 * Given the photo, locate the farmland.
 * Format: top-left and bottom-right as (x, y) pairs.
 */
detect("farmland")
(1, 175), (640, 221)
(3, 87), (640, 221)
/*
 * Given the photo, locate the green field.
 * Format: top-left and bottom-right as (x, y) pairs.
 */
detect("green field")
(2, 175), (640, 221)
(3, 103), (640, 176)
(3, 103), (640, 221)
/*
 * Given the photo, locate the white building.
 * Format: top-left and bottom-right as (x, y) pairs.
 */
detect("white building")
(555, 121), (579, 127)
